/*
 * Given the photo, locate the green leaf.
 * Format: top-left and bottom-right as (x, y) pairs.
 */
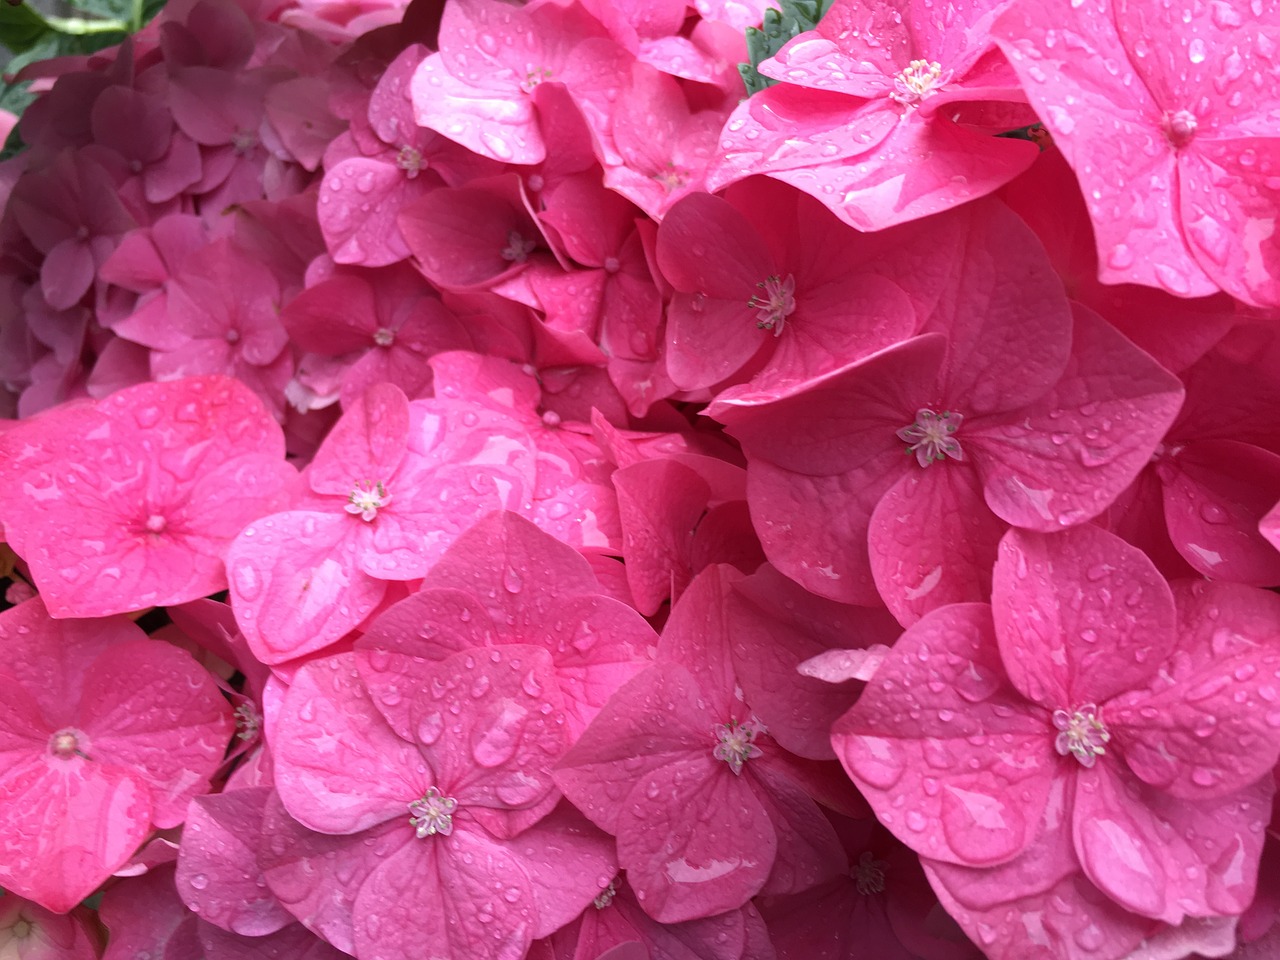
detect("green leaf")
(738, 0), (835, 97)
(0, 2), (55, 54)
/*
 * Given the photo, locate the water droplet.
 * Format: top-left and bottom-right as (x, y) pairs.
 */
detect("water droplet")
(190, 873), (209, 890)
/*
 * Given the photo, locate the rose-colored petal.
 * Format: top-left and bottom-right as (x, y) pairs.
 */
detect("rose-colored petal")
(992, 525), (1176, 710)
(833, 603), (1054, 868)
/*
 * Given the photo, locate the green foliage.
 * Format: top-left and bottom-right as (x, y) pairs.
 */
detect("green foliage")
(737, 0), (834, 97)
(0, 0), (165, 158)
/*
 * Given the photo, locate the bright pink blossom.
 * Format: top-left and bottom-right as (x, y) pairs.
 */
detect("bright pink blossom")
(710, 0), (1040, 230)
(410, 0), (630, 166)
(714, 201), (1183, 621)
(269, 646), (617, 960)
(555, 565), (847, 922)
(0, 375), (293, 618)
(994, 0), (1280, 305)
(227, 382), (536, 663)
(834, 524), (1280, 939)
(0, 597), (232, 912)
(355, 510), (655, 742)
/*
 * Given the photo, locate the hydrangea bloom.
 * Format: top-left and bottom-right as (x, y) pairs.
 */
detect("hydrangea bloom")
(994, 0), (1280, 305)
(0, 375), (293, 618)
(0, 597), (232, 912)
(834, 524), (1280, 955)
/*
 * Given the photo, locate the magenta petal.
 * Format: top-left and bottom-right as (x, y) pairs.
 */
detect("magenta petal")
(1068, 762), (1268, 924)
(617, 754), (775, 923)
(1161, 439), (1280, 585)
(554, 664), (713, 836)
(259, 792), (405, 955)
(973, 304), (1184, 532)
(0, 758), (152, 913)
(318, 158), (415, 266)
(409, 645), (567, 816)
(1109, 580), (1280, 800)
(869, 465), (1006, 626)
(228, 511), (387, 664)
(655, 192), (773, 297)
(513, 802), (618, 938)
(832, 604), (1054, 868)
(307, 382), (410, 496)
(176, 788), (293, 936)
(98, 864), (201, 960)
(273, 653), (424, 835)
(80, 639), (233, 828)
(728, 563), (901, 760)
(353, 825), (535, 960)
(993, 525), (1176, 709)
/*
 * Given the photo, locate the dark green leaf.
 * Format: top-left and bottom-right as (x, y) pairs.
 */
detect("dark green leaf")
(737, 0), (836, 97)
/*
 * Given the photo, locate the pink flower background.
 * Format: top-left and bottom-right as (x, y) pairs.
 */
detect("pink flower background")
(0, 0), (1278, 958)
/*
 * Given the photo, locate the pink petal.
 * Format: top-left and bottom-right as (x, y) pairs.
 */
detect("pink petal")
(869, 464), (1007, 626)
(1109, 580), (1280, 800)
(1161, 439), (1280, 585)
(0, 758), (152, 913)
(273, 652), (424, 835)
(352, 825), (535, 960)
(80, 638), (233, 828)
(176, 787), (293, 936)
(307, 382), (410, 496)
(1072, 763), (1271, 924)
(993, 525), (1176, 710)
(228, 511), (387, 664)
(617, 749), (776, 922)
(832, 603), (1054, 868)
(973, 304), (1184, 532)
(728, 563), (900, 760)
(98, 864), (201, 960)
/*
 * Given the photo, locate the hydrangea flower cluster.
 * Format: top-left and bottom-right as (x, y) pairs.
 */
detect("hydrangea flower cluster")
(0, 0), (1278, 959)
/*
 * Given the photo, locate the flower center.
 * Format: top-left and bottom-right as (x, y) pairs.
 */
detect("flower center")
(409, 786), (458, 837)
(373, 327), (395, 347)
(1053, 703), (1111, 768)
(519, 66), (553, 94)
(890, 59), (953, 106)
(396, 144), (424, 178)
(145, 514), (168, 534)
(593, 878), (618, 909)
(500, 230), (537, 263)
(852, 851), (889, 895)
(653, 163), (689, 192)
(897, 408), (965, 467)
(748, 274), (796, 337)
(1161, 109), (1198, 148)
(232, 129), (258, 154)
(712, 717), (765, 776)
(49, 728), (87, 759)
(234, 702), (261, 741)
(345, 480), (391, 522)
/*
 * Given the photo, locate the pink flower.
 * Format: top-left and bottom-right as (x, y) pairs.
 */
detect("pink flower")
(410, 0), (630, 166)
(227, 382), (537, 663)
(994, 0), (1280, 306)
(267, 646), (616, 960)
(0, 375), (293, 618)
(655, 178), (916, 394)
(555, 566), (847, 922)
(0, 597), (232, 912)
(714, 201), (1183, 622)
(709, 0), (1040, 230)
(833, 524), (1280, 939)
(355, 510), (655, 742)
